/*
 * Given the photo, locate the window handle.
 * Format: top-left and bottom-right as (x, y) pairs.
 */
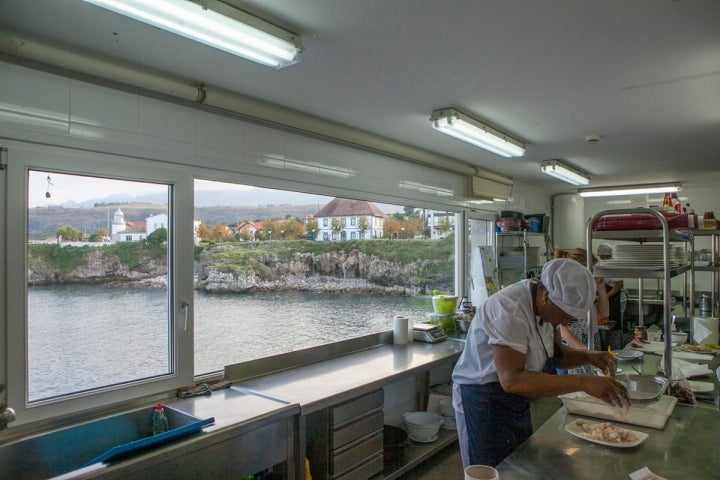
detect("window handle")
(181, 302), (190, 331)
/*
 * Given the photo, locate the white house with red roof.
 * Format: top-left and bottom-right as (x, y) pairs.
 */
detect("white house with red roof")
(236, 220), (264, 241)
(111, 208), (168, 242)
(314, 198), (385, 241)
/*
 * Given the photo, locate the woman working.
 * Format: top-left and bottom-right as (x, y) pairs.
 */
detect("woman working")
(451, 258), (630, 468)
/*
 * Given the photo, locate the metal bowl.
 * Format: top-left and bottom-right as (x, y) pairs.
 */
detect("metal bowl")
(616, 374), (669, 403)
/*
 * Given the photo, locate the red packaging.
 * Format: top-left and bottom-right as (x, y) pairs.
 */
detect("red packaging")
(592, 212), (693, 231)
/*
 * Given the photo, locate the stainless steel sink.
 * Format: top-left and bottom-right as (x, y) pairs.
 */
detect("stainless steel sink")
(0, 405), (213, 480)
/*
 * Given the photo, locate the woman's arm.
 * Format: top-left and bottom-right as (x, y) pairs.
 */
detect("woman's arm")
(606, 279), (623, 298)
(492, 345), (629, 406)
(595, 277), (609, 318)
(559, 324), (587, 349)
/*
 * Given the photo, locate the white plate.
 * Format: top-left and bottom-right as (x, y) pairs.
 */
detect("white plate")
(679, 344), (717, 355)
(688, 381), (714, 393)
(627, 341), (670, 354)
(615, 349), (644, 362)
(565, 419), (648, 448)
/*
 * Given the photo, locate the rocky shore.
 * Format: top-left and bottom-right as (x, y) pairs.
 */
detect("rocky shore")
(28, 244), (453, 295)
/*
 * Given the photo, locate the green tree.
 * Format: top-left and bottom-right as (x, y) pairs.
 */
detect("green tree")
(146, 227), (168, 245)
(56, 225), (82, 241)
(331, 218), (344, 240)
(305, 219), (319, 239)
(357, 217), (370, 239)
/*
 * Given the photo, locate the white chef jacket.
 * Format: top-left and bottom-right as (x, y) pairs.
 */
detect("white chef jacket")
(452, 279), (555, 386)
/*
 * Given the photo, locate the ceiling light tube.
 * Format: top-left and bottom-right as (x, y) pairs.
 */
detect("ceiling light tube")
(83, 0), (302, 68)
(578, 183), (682, 197)
(540, 160), (590, 186)
(430, 108), (525, 157)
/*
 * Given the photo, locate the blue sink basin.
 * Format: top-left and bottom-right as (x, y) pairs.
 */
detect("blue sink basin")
(0, 405), (213, 479)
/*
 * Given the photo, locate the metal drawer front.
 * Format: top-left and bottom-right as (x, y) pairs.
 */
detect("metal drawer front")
(331, 453), (384, 480)
(331, 409), (383, 450)
(330, 429), (383, 474)
(331, 389), (384, 426)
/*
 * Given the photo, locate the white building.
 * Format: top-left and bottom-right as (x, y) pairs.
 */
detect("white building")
(314, 198), (384, 242)
(427, 211), (455, 240)
(111, 208), (168, 242)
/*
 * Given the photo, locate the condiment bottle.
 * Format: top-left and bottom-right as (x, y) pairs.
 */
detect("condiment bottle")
(152, 403), (169, 435)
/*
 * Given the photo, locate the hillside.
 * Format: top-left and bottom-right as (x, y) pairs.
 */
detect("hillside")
(28, 203), (322, 240)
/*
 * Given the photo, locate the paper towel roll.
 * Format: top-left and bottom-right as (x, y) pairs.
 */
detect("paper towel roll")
(693, 316), (718, 345)
(393, 316), (409, 344)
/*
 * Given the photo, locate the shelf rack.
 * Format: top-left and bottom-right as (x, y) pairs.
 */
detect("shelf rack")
(690, 230), (720, 317)
(586, 207), (694, 378)
(494, 231), (549, 287)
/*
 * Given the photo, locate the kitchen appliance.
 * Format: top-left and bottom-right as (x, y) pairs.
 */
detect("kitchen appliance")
(699, 294), (712, 317)
(413, 323), (447, 343)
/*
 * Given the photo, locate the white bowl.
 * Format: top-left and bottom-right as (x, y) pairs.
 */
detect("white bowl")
(438, 398), (454, 417)
(403, 412), (443, 442)
(670, 332), (687, 344)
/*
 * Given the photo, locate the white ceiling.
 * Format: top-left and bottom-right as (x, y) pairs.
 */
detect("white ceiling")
(1, 0), (719, 195)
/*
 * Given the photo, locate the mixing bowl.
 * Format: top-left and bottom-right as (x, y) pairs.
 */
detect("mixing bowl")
(403, 412), (443, 442)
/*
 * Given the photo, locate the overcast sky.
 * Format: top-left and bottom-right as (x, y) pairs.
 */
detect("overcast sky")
(28, 172), (403, 212)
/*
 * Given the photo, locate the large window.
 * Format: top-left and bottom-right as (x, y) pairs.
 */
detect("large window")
(5, 142), (460, 423)
(193, 180), (456, 375)
(25, 171), (171, 402)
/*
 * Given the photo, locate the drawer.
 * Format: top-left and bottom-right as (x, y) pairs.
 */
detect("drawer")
(331, 389), (384, 426)
(331, 409), (383, 450)
(330, 429), (383, 474)
(331, 453), (384, 480)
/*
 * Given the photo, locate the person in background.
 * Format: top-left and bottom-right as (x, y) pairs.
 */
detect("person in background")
(451, 259), (629, 468)
(553, 247), (608, 354)
(597, 243), (627, 350)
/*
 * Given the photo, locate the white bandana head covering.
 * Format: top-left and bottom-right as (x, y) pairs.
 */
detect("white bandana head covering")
(597, 243), (613, 257)
(540, 258), (596, 319)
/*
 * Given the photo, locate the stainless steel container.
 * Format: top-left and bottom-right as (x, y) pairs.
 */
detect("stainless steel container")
(699, 294), (712, 316)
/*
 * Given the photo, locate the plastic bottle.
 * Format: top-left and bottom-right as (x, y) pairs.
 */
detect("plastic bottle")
(152, 403), (169, 435)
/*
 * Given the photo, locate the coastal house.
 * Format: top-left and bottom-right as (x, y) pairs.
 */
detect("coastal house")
(236, 220), (264, 241)
(111, 208), (168, 242)
(314, 198), (384, 242)
(426, 211), (456, 240)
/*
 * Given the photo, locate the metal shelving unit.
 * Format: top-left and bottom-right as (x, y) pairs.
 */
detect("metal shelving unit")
(494, 231), (549, 287)
(691, 230), (720, 317)
(586, 208), (694, 378)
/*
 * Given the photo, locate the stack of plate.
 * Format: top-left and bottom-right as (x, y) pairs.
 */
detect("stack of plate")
(600, 244), (682, 269)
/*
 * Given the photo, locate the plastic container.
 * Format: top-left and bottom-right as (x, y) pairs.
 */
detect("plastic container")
(559, 392), (677, 429)
(431, 295), (457, 314)
(152, 403), (169, 435)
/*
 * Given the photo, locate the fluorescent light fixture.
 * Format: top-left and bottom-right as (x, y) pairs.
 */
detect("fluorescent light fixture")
(578, 183), (682, 198)
(430, 108), (525, 157)
(540, 160), (590, 186)
(83, 0), (302, 69)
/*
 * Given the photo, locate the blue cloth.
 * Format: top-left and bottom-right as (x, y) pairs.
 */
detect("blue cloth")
(459, 382), (533, 467)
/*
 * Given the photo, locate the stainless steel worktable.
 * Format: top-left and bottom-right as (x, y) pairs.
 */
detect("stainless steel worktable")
(498, 346), (720, 479)
(496, 402), (719, 479)
(234, 340), (464, 414)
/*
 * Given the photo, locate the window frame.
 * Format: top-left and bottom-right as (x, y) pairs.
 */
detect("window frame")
(6, 142), (194, 425)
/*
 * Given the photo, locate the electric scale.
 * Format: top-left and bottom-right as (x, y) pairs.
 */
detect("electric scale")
(413, 323), (448, 343)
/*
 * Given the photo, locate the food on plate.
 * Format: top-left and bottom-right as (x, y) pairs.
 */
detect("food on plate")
(681, 343), (712, 353)
(669, 381), (696, 404)
(705, 342), (720, 350)
(574, 420), (638, 443)
(631, 341), (644, 348)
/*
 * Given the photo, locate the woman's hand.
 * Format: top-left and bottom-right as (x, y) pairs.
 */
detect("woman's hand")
(587, 351), (617, 378)
(583, 375), (631, 408)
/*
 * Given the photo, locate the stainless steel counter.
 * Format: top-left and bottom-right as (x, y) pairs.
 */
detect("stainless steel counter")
(234, 340), (464, 414)
(497, 403), (719, 479)
(497, 346), (720, 479)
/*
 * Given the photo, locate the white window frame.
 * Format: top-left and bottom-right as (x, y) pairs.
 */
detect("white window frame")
(5, 141), (194, 425)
